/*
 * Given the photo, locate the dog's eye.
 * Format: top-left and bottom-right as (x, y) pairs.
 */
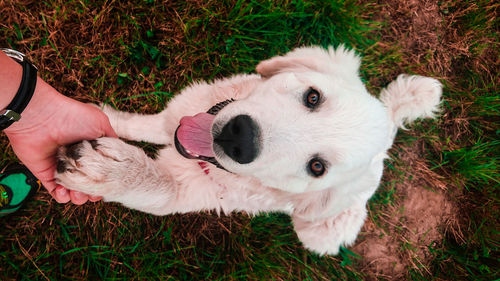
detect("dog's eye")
(304, 88), (321, 108)
(308, 158), (326, 177)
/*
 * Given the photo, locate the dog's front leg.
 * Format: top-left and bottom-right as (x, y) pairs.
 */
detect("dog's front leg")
(100, 105), (171, 145)
(292, 203), (367, 255)
(55, 137), (175, 215)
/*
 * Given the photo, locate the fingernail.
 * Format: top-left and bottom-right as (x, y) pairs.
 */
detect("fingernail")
(53, 187), (70, 203)
(70, 191), (88, 205)
(89, 195), (102, 202)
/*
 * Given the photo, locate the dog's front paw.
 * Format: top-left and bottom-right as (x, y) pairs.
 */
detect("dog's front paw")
(55, 137), (139, 197)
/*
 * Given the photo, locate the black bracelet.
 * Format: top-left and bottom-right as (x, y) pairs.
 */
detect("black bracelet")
(0, 48), (38, 131)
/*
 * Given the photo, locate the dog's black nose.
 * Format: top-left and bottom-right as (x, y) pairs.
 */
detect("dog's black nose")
(214, 114), (259, 164)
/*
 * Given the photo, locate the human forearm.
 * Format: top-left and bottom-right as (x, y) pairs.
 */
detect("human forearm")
(1, 50), (71, 135)
(0, 51), (23, 110)
(3, 75), (67, 135)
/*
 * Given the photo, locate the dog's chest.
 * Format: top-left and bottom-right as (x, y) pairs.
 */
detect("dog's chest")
(194, 160), (294, 214)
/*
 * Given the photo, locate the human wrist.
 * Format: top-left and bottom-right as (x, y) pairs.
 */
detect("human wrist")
(4, 78), (66, 135)
(1, 49), (40, 131)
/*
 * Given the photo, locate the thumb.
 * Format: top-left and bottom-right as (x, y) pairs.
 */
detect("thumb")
(100, 115), (118, 138)
(103, 124), (118, 138)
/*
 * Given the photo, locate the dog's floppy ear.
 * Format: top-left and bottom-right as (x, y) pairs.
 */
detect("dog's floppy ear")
(256, 56), (325, 78)
(256, 45), (361, 78)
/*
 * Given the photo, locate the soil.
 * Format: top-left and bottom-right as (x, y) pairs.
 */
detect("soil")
(353, 142), (458, 279)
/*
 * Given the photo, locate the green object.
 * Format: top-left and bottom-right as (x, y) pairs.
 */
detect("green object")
(0, 164), (40, 216)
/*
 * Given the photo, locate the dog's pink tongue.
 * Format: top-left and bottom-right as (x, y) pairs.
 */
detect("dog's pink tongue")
(177, 113), (216, 157)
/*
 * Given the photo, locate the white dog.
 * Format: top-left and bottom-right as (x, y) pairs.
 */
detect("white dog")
(55, 46), (441, 255)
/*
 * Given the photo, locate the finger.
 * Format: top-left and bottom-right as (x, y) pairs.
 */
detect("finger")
(88, 195), (102, 202)
(70, 190), (89, 205)
(42, 180), (57, 193)
(33, 169), (57, 193)
(52, 185), (71, 203)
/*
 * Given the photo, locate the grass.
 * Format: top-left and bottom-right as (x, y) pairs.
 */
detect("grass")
(0, 0), (498, 280)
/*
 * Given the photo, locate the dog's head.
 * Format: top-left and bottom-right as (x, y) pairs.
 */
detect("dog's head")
(175, 46), (390, 193)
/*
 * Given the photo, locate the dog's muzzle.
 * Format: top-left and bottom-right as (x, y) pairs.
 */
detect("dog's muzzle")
(174, 99), (236, 170)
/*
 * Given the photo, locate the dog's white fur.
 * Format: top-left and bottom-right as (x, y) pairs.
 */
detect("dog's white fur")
(55, 46), (441, 255)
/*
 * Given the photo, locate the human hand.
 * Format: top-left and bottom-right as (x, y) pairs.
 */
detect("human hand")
(4, 78), (117, 204)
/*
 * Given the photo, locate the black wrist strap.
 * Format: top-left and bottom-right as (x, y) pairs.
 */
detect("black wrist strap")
(0, 55), (38, 130)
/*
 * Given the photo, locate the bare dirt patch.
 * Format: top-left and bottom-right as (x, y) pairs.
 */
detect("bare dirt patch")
(353, 141), (459, 279)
